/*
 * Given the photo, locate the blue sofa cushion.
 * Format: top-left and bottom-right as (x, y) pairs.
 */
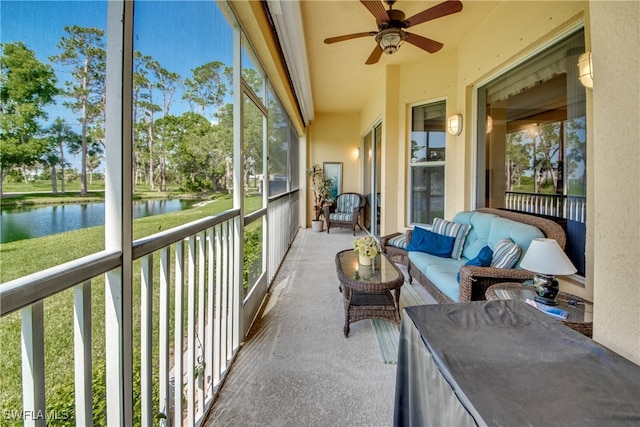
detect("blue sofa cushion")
(432, 218), (471, 260)
(406, 227), (455, 258)
(457, 246), (493, 282)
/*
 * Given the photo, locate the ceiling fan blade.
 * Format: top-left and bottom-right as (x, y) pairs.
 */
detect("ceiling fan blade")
(405, 33), (444, 53)
(360, 0), (390, 23)
(324, 31), (377, 44)
(402, 0), (463, 28)
(365, 45), (383, 65)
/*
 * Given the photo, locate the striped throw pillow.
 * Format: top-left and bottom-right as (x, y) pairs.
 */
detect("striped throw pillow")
(491, 239), (521, 269)
(431, 218), (471, 260)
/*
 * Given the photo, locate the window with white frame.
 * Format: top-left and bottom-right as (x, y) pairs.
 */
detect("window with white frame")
(409, 101), (446, 225)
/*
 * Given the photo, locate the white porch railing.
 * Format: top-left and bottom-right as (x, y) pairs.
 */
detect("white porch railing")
(1, 209), (243, 426)
(504, 192), (586, 223)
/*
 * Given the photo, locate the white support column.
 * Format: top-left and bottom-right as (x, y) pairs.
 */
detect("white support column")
(21, 302), (45, 427)
(232, 24), (245, 346)
(73, 281), (93, 427)
(104, 1), (134, 425)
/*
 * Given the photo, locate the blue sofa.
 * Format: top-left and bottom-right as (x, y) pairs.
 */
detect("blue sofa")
(383, 208), (566, 304)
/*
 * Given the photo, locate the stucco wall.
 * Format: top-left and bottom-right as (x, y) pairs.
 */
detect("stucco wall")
(306, 113), (361, 226)
(589, 1), (640, 364)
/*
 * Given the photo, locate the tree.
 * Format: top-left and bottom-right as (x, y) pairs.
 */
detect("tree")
(183, 61), (227, 117)
(86, 148), (103, 187)
(0, 42), (58, 195)
(533, 124), (560, 193)
(44, 118), (80, 193)
(161, 112), (224, 191)
(505, 131), (530, 190)
(50, 25), (106, 196)
(148, 58), (181, 191)
(565, 117), (586, 195)
(133, 54), (161, 190)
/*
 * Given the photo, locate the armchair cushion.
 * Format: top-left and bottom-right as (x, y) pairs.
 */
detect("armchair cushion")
(329, 212), (354, 222)
(336, 194), (360, 214)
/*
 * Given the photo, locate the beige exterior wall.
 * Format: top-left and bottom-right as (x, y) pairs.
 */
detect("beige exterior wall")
(589, 1), (640, 364)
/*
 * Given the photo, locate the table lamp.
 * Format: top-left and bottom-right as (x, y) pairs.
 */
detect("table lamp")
(519, 238), (577, 306)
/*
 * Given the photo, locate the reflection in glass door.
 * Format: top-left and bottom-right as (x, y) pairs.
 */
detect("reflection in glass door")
(363, 123), (382, 237)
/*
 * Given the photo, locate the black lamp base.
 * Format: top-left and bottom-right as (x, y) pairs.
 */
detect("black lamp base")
(534, 295), (558, 306)
(533, 274), (559, 306)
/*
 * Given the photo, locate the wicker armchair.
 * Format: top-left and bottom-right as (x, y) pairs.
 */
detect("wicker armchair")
(323, 192), (365, 235)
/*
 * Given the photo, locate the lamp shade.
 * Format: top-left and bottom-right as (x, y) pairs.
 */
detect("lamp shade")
(520, 238), (577, 275)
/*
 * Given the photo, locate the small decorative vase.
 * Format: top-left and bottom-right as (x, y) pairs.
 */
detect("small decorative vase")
(359, 254), (372, 266)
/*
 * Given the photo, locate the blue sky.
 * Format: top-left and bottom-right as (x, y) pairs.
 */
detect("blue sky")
(2, 0), (234, 169)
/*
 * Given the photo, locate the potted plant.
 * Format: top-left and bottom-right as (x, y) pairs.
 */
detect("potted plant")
(307, 164), (332, 232)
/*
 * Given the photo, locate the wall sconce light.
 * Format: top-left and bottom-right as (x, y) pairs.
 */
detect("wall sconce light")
(447, 114), (463, 135)
(578, 51), (593, 89)
(355, 148), (360, 159)
(486, 115), (493, 134)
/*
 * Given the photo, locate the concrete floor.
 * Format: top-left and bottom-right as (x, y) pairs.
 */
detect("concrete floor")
(203, 227), (432, 426)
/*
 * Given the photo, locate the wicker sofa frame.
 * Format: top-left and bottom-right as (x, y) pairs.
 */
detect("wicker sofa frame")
(384, 208), (567, 304)
(380, 233), (410, 266)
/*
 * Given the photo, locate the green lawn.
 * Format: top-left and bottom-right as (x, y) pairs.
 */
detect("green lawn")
(0, 193), (264, 424)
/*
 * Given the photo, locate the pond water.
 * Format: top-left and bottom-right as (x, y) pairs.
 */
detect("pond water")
(0, 199), (197, 243)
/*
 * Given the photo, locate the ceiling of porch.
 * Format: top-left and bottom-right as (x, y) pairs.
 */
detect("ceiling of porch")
(298, 0), (500, 114)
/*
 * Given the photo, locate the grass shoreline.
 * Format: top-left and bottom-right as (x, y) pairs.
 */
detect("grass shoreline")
(0, 190), (214, 208)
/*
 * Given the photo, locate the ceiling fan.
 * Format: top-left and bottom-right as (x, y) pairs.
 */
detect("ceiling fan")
(324, 0), (463, 65)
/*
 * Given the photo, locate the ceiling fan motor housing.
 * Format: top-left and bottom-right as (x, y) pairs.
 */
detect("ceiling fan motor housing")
(375, 29), (407, 54)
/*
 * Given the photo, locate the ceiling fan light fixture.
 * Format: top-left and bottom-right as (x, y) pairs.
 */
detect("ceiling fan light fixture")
(378, 29), (405, 55)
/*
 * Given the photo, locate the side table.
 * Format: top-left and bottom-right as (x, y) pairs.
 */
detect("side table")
(485, 282), (593, 337)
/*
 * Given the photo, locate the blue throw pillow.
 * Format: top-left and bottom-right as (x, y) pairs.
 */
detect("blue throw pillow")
(406, 227), (456, 258)
(457, 246), (493, 282)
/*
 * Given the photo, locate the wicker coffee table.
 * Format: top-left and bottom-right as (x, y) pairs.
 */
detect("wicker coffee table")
(335, 249), (404, 337)
(486, 282), (594, 337)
